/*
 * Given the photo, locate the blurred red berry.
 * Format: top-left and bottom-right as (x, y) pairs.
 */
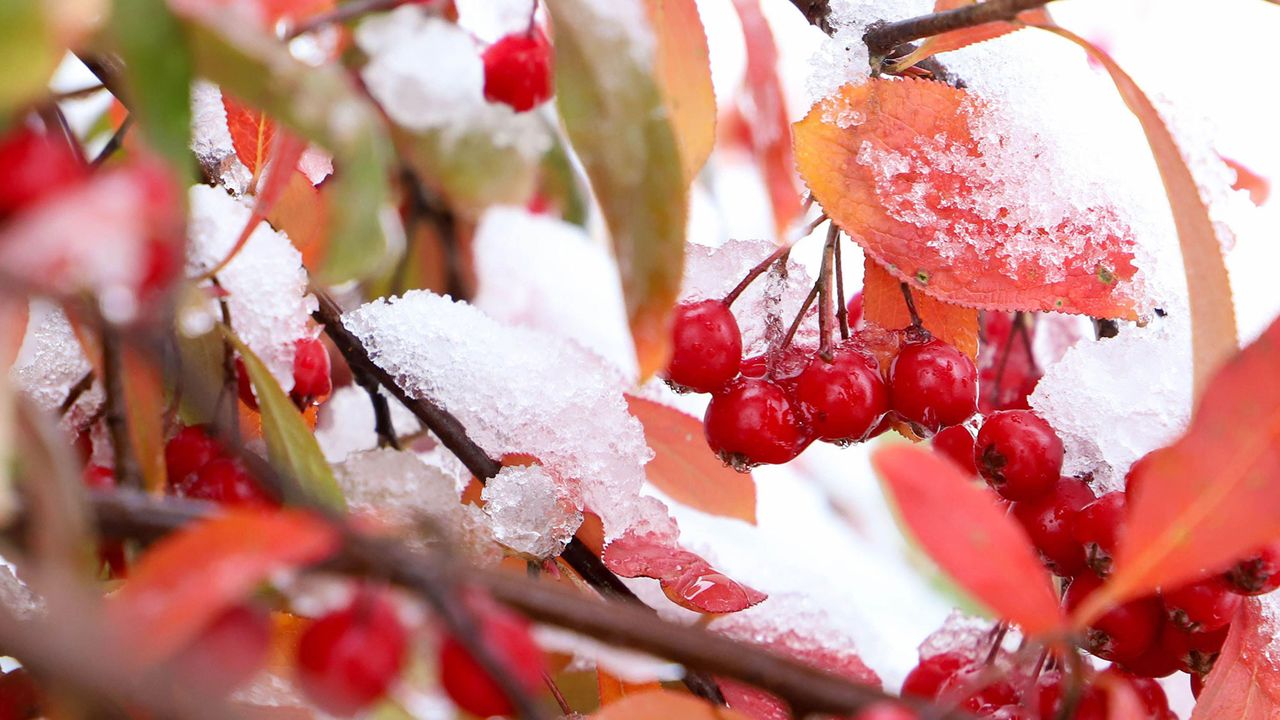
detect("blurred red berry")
(296, 592), (407, 716)
(438, 606), (545, 717)
(290, 337), (332, 406)
(931, 425), (977, 475)
(0, 127), (86, 220)
(482, 28), (554, 112)
(1225, 544), (1280, 596)
(165, 425), (221, 489)
(174, 604), (271, 695)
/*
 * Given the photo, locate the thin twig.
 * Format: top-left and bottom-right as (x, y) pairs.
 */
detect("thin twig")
(285, 0), (424, 40)
(833, 230), (849, 341)
(99, 328), (139, 489)
(723, 245), (791, 308)
(817, 227), (838, 359)
(59, 371), (96, 417)
(360, 379), (400, 450)
(899, 282), (923, 329)
(91, 116), (133, 168)
(863, 0), (1056, 58)
(780, 282), (820, 352)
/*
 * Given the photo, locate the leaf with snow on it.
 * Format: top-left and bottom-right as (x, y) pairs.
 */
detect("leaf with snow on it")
(10, 305), (102, 433)
(794, 77), (1145, 319)
(603, 530), (765, 614)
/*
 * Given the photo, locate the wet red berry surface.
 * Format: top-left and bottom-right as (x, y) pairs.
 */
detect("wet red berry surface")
(704, 378), (810, 470)
(975, 410), (1064, 501)
(793, 343), (888, 443)
(665, 300), (743, 393)
(889, 337), (977, 433)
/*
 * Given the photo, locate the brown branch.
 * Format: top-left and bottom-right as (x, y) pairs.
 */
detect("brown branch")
(82, 490), (975, 720)
(285, 0), (429, 40)
(787, 0), (833, 34)
(58, 371), (95, 416)
(863, 0), (1056, 57)
(91, 116), (133, 168)
(311, 290), (724, 702)
(99, 328), (139, 489)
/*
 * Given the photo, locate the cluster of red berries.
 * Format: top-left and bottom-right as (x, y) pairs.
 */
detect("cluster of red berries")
(236, 336), (333, 411)
(294, 590), (545, 717)
(883, 654), (1175, 719)
(932, 407), (1276, 703)
(482, 27), (554, 113)
(163, 425), (277, 507)
(664, 299), (978, 471)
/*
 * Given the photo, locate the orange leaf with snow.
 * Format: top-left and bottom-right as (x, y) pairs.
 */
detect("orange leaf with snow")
(794, 77), (1143, 320)
(862, 257), (978, 358)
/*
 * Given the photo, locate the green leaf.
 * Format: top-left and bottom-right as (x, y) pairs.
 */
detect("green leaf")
(544, 0), (687, 379)
(220, 327), (345, 511)
(111, 0), (195, 175)
(0, 2), (59, 120)
(183, 17), (396, 283)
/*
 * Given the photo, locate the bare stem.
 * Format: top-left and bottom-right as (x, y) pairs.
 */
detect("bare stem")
(863, 0), (1056, 57)
(817, 226), (838, 358)
(899, 283), (923, 329)
(723, 245), (791, 308)
(99, 328), (138, 489)
(834, 230), (849, 341)
(780, 282), (820, 352)
(58, 371), (95, 417)
(91, 116), (133, 168)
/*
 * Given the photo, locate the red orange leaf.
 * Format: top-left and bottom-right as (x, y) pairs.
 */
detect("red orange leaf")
(625, 395), (756, 524)
(1074, 316), (1280, 624)
(888, 1), (1051, 72)
(862, 257), (978, 358)
(120, 348), (167, 493)
(222, 93), (276, 181)
(645, 0), (715, 183)
(109, 509), (338, 665)
(794, 77), (1142, 320)
(731, 0), (802, 237)
(1033, 25), (1236, 399)
(871, 444), (1063, 636)
(1190, 599), (1279, 720)
(1222, 156), (1271, 206)
(0, 298), (27, 371)
(597, 670), (663, 706)
(603, 531), (765, 614)
(592, 689), (750, 719)
(267, 170), (329, 268)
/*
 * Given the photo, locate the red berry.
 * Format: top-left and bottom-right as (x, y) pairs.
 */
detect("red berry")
(0, 127), (86, 219)
(183, 458), (276, 507)
(1118, 642), (1181, 679)
(165, 425), (221, 488)
(794, 343), (889, 443)
(1034, 671), (1107, 720)
(83, 464), (115, 490)
(938, 670), (1019, 714)
(1066, 575), (1161, 663)
(932, 425), (977, 475)
(291, 337), (332, 406)
(296, 592), (407, 716)
(0, 668), (41, 720)
(482, 28), (554, 112)
(1225, 544), (1280, 596)
(852, 702), (916, 720)
(1163, 576), (1241, 632)
(889, 337), (977, 433)
(901, 651), (973, 699)
(846, 293), (864, 329)
(1100, 667), (1171, 718)
(1160, 622), (1227, 676)
(664, 300), (743, 393)
(1190, 672), (1205, 699)
(1073, 491), (1126, 577)
(439, 608), (545, 717)
(1012, 476), (1095, 577)
(704, 378), (811, 470)
(174, 604), (271, 695)
(975, 410), (1064, 502)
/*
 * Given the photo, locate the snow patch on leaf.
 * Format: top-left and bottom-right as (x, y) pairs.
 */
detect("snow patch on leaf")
(10, 304), (101, 433)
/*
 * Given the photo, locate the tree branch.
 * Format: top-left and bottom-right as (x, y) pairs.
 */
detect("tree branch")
(863, 0), (1056, 57)
(81, 490), (974, 720)
(311, 290), (724, 702)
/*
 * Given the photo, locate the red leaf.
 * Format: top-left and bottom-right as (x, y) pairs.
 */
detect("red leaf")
(109, 510), (338, 665)
(871, 444), (1064, 636)
(1190, 599), (1280, 720)
(862, 257), (978, 359)
(222, 94), (276, 182)
(1074, 316), (1280, 623)
(602, 531), (766, 614)
(1222, 156), (1271, 206)
(794, 77), (1142, 320)
(730, 0), (802, 237)
(625, 395), (756, 524)
(1033, 25), (1236, 400)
